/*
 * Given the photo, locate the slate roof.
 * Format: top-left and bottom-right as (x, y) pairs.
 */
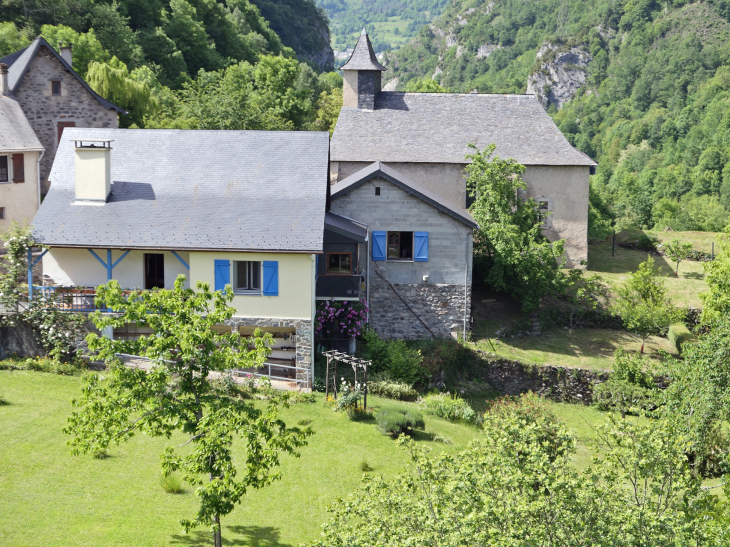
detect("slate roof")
(324, 211), (367, 241)
(33, 128), (331, 252)
(340, 29), (386, 71)
(331, 92), (596, 166)
(331, 161), (478, 229)
(0, 37), (125, 113)
(0, 95), (43, 151)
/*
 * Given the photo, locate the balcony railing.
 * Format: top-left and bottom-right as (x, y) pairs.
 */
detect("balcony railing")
(31, 287), (116, 312)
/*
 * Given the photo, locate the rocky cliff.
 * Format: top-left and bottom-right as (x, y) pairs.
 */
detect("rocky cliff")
(526, 44), (591, 110)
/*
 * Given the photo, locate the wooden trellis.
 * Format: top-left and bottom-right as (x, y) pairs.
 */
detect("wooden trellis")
(322, 350), (371, 409)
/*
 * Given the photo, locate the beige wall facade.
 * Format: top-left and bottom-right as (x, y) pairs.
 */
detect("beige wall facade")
(342, 71), (358, 108)
(0, 150), (41, 235)
(13, 46), (118, 192)
(42, 248), (316, 321)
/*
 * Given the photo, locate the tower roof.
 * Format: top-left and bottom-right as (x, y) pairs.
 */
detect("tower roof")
(340, 29), (386, 71)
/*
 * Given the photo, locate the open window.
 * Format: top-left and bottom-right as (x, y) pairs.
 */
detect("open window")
(387, 231), (413, 260)
(327, 252), (352, 275)
(537, 199), (553, 229)
(234, 261), (261, 293)
(0, 156), (8, 183)
(144, 253), (165, 289)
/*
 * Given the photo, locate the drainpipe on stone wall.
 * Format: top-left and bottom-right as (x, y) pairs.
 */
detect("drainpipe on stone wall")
(36, 150), (45, 206)
(366, 234), (370, 324)
(463, 233), (470, 341)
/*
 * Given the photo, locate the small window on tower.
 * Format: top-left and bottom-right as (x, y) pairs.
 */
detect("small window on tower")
(51, 81), (61, 96)
(375, 186), (380, 196)
(537, 199), (553, 229)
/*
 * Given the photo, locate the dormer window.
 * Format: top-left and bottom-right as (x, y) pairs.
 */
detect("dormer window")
(51, 81), (61, 96)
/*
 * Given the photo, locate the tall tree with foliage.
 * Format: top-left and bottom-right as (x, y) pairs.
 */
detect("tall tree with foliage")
(466, 144), (566, 312)
(612, 256), (681, 352)
(64, 276), (311, 547)
(663, 238), (693, 277)
(700, 225), (730, 323)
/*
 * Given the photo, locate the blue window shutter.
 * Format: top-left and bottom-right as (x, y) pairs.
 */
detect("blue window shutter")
(372, 231), (386, 261)
(214, 260), (230, 292)
(263, 261), (279, 296)
(414, 232), (429, 262)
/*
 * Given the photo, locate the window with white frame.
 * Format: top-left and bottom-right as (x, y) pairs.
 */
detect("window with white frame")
(0, 156), (8, 183)
(234, 261), (261, 293)
(537, 199), (553, 229)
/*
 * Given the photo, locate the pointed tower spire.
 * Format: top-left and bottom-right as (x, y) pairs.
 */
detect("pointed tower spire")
(341, 29), (386, 110)
(341, 29), (386, 71)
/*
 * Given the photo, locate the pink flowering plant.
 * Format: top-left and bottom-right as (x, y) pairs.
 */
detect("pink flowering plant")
(315, 299), (369, 339)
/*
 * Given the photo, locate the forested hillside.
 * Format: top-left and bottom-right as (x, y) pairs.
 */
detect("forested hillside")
(0, 0), (341, 131)
(385, 0), (730, 234)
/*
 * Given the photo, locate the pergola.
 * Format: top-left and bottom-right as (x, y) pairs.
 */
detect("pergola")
(322, 350), (371, 409)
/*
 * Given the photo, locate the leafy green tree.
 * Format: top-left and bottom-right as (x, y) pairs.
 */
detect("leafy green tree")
(312, 87), (342, 135)
(466, 144), (566, 312)
(0, 21), (31, 57)
(663, 237), (693, 276)
(39, 24), (109, 78)
(64, 276), (311, 547)
(309, 394), (720, 546)
(403, 77), (448, 92)
(662, 319), (730, 476)
(612, 256), (681, 352)
(699, 226), (730, 323)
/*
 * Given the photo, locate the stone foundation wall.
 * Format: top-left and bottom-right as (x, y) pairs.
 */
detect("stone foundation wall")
(224, 317), (313, 386)
(369, 276), (471, 339)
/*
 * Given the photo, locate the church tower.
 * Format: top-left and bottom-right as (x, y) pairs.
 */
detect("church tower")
(341, 29), (386, 110)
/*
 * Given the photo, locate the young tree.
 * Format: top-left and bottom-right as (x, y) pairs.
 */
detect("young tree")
(612, 256), (681, 353)
(663, 238), (693, 276)
(64, 276), (311, 547)
(466, 144), (567, 312)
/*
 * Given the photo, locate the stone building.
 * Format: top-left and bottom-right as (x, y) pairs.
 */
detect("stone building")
(327, 29), (596, 339)
(0, 37), (124, 194)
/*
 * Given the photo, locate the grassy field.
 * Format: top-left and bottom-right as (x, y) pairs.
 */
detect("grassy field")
(0, 370), (614, 547)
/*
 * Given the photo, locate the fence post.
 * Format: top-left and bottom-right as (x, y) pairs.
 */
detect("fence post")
(27, 247), (33, 301)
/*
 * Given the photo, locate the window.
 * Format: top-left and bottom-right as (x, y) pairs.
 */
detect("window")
(235, 261), (261, 292)
(144, 254), (165, 289)
(0, 156), (8, 183)
(0, 208), (5, 219)
(387, 231), (413, 260)
(327, 252), (352, 274)
(537, 199), (553, 229)
(57, 121), (76, 143)
(375, 186), (380, 196)
(51, 81), (61, 96)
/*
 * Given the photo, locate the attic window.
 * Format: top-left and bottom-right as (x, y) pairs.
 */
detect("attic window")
(51, 81), (61, 96)
(375, 186), (380, 196)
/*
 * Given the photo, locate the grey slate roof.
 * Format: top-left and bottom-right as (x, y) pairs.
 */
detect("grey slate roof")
(331, 161), (478, 229)
(0, 37), (125, 114)
(324, 211), (367, 241)
(33, 128), (331, 252)
(340, 29), (386, 71)
(0, 95), (43, 151)
(331, 92), (596, 166)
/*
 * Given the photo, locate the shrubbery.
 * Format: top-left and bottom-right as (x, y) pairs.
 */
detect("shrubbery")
(419, 392), (476, 423)
(362, 330), (428, 387)
(367, 380), (419, 401)
(375, 408), (425, 437)
(668, 324), (695, 353)
(593, 349), (656, 416)
(0, 356), (85, 375)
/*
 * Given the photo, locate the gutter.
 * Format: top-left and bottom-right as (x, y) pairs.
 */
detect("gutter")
(36, 149), (44, 206)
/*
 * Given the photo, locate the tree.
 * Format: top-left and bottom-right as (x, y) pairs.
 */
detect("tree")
(309, 394), (720, 546)
(312, 87), (342, 135)
(612, 256), (681, 353)
(663, 238), (693, 276)
(64, 276), (311, 547)
(466, 144), (567, 312)
(699, 226), (730, 324)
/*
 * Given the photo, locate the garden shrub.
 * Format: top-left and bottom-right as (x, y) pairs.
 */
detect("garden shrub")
(367, 380), (419, 401)
(160, 474), (184, 494)
(416, 337), (478, 386)
(420, 392), (476, 423)
(376, 408), (425, 436)
(0, 356), (84, 375)
(363, 330), (428, 387)
(668, 324), (696, 353)
(593, 379), (657, 416)
(346, 406), (373, 421)
(482, 393), (573, 462)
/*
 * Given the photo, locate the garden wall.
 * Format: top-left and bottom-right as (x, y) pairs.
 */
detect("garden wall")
(0, 322), (44, 359)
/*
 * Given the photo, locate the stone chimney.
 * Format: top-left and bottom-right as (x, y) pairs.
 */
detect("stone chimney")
(74, 140), (112, 203)
(341, 29), (386, 110)
(0, 63), (9, 96)
(59, 42), (73, 67)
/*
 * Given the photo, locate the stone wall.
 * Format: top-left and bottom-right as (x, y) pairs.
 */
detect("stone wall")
(224, 317), (313, 386)
(14, 46), (119, 192)
(474, 352), (610, 404)
(369, 275), (470, 339)
(0, 321), (44, 359)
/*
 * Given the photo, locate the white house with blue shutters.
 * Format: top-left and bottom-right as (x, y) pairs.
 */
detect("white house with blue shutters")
(324, 162), (477, 340)
(31, 128), (333, 387)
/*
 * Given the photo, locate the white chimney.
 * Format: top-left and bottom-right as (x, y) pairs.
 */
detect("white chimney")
(59, 42), (73, 67)
(74, 140), (112, 203)
(0, 63), (9, 96)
